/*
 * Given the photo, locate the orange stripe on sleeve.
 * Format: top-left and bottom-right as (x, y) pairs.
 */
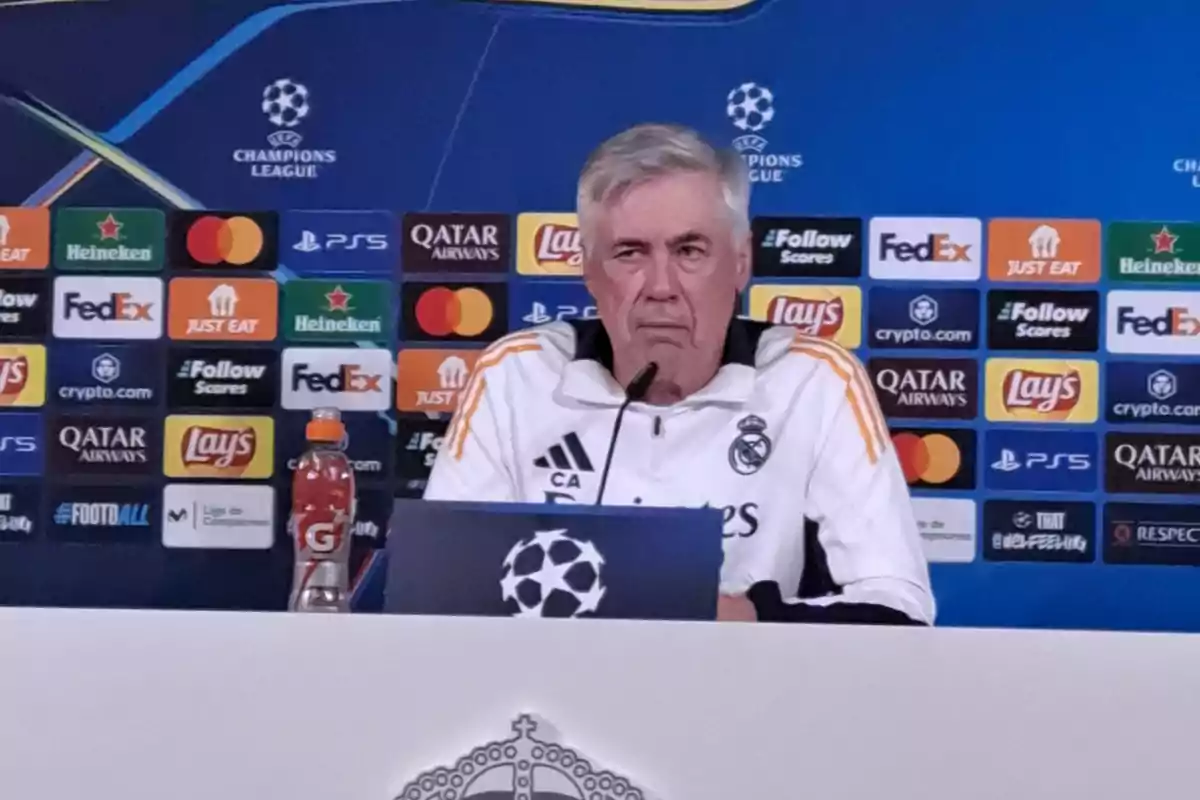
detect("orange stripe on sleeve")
(790, 333), (889, 447)
(441, 333), (541, 448)
(790, 339), (885, 465)
(448, 341), (542, 460)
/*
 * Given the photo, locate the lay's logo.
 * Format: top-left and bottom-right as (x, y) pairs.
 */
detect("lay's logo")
(0, 344), (45, 407)
(747, 284), (862, 348)
(517, 213), (582, 275)
(163, 415), (274, 479)
(985, 358), (1098, 423)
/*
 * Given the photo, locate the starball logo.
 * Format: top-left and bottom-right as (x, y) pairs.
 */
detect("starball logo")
(985, 359), (1099, 423)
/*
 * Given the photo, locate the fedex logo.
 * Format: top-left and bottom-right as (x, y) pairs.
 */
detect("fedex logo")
(281, 347), (391, 411)
(53, 276), (162, 339)
(869, 217), (981, 281)
(1108, 291), (1200, 355)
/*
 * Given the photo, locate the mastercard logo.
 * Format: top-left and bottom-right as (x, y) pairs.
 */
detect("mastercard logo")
(186, 215), (265, 266)
(414, 286), (495, 337)
(892, 431), (963, 486)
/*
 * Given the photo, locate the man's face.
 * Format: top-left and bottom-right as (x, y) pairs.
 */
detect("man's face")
(583, 171), (750, 392)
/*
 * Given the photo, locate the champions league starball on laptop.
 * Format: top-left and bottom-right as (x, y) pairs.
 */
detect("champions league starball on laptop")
(385, 499), (724, 621)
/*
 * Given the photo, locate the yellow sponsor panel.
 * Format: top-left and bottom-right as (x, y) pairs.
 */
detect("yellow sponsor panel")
(985, 358), (1099, 423)
(516, 213), (582, 276)
(493, 0), (757, 10)
(747, 284), (862, 348)
(163, 415), (275, 479)
(0, 344), (45, 407)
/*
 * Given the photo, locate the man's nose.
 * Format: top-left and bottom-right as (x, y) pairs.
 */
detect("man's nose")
(643, 251), (680, 299)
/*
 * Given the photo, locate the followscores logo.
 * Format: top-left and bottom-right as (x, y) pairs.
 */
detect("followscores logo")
(509, 280), (597, 330)
(53, 276), (162, 339)
(168, 347), (277, 409)
(867, 287), (978, 349)
(868, 217), (982, 281)
(1106, 362), (1200, 424)
(395, 414), (449, 497)
(987, 290), (1099, 351)
(984, 429), (1097, 492)
(1107, 290), (1200, 355)
(0, 276), (49, 338)
(282, 347), (391, 411)
(750, 217), (861, 277)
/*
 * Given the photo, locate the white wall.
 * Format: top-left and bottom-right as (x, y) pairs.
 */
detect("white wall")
(0, 608), (1194, 800)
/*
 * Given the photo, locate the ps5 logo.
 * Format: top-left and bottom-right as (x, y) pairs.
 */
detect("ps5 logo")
(292, 230), (388, 252)
(522, 302), (599, 325)
(991, 449), (1091, 472)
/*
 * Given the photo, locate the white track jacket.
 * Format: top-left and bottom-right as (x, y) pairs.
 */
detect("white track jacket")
(424, 318), (935, 625)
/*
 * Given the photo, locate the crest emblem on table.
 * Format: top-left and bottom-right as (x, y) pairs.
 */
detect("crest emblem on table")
(395, 713), (657, 799)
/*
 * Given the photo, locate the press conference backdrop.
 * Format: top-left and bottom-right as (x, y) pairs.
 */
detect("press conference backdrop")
(0, 0), (1198, 631)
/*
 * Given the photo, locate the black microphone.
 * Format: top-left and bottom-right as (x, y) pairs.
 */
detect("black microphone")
(595, 361), (658, 505)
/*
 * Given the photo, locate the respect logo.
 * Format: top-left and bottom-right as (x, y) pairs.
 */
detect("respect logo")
(163, 415), (274, 479)
(747, 284), (862, 347)
(985, 358), (1099, 423)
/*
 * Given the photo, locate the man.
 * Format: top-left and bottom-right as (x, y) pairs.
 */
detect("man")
(424, 123), (934, 626)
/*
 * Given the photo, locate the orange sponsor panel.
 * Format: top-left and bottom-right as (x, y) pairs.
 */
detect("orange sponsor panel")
(396, 348), (481, 413)
(0, 207), (50, 270)
(168, 276), (278, 341)
(987, 219), (1101, 283)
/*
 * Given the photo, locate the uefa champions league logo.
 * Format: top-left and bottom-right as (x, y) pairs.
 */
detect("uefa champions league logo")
(500, 529), (606, 618)
(394, 714), (657, 800)
(724, 81), (801, 183)
(231, 76), (337, 178)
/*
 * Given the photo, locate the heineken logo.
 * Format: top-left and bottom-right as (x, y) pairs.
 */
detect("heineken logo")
(54, 208), (164, 271)
(282, 279), (389, 343)
(1109, 222), (1200, 282)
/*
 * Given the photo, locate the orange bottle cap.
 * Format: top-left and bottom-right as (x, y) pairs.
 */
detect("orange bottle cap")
(306, 417), (344, 443)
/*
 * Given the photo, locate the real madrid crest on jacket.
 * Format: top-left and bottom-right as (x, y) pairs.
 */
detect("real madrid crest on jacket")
(425, 317), (935, 625)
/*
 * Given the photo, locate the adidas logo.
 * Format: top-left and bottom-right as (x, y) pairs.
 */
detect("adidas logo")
(533, 431), (594, 473)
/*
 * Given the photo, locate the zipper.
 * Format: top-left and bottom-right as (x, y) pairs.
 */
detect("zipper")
(653, 416), (663, 437)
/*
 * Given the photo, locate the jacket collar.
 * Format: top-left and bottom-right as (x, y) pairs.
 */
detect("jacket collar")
(558, 317), (765, 407)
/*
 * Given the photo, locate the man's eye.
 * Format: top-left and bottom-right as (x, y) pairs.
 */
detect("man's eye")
(614, 249), (639, 259)
(679, 245), (705, 258)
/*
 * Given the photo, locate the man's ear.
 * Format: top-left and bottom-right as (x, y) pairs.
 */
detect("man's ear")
(734, 231), (752, 292)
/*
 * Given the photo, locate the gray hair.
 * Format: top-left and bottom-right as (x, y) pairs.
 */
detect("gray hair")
(576, 123), (750, 253)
